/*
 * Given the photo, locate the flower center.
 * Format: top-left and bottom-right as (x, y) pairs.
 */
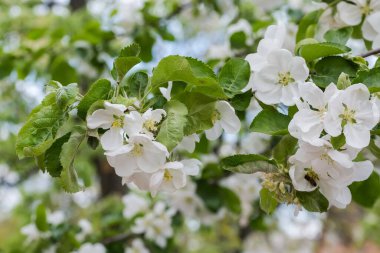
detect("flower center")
(361, 4), (372, 15)
(112, 115), (124, 128)
(339, 104), (356, 126)
(277, 71), (294, 86)
(143, 119), (158, 132)
(163, 169), (173, 182)
(132, 143), (143, 156)
(304, 168), (319, 187)
(211, 110), (221, 124)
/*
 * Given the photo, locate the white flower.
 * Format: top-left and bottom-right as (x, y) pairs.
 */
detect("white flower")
(132, 202), (175, 248)
(74, 243), (106, 253)
(124, 109), (166, 138)
(21, 223), (49, 243)
(76, 219), (92, 242)
(324, 83), (379, 149)
(252, 49), (309, 106)
(289, 140), (373, 208)
(159, 81), (172, 101)
(241, 133), (271, 154)
(288, 82), (339, 146)
(175, 134), (200, 153)
(125, 239), (150, 253)
(47, 210), (65, 226)
(205, 101), (241, 140)
(180, 159), (202, 176)
(87, 101), (127, 151)
(122, 171), (152, 191)
(105, 134), (169, 177)
(122, 193), (149, 219)
(150, 162), (186, 196)
(336, 0), (380, 26)
(362, 12), (380, 49)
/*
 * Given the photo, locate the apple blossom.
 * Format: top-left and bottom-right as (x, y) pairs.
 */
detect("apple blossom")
(105, 134), (169, 177)
(125, 239), (150, 253)
(324, 83), (379, 149)
(124, 109), (166, 138)
(251, 49), (309, 106)
(336, 0), (380, 26)
(288, 82), (339, 146)
(87, 101), (127, 150)
(362, 12), (380, 49)
(205, 101), (241, 140)
(175, 133), (200, 153)
(122, 193), (149, 219)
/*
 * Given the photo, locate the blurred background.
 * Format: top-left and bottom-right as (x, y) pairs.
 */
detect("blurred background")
(1, 0), (380, 252)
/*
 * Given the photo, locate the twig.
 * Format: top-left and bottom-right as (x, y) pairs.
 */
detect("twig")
(361, 48), (380, 58)
(102, 233), (133, 244)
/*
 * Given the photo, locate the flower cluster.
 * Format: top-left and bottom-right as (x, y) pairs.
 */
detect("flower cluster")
(289, 82), (379, 208)
(245, 24), (309, 106)
(320, 0), (380, 48)
(87, 101), (201, 196)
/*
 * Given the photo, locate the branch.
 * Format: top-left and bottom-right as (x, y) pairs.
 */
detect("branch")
(361, 48), (380, 58)
(102, 233), (133, 244)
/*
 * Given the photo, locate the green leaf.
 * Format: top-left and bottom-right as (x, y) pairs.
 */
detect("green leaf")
(259, 188), (278, 214)
(350, 172), (380, 208)
(56, 83), (78, 109)
(44, 132), (71, 177)
(156, 100), (188, 151)
(120, 43), (141, 57)
(151, 55), (226, 99)
(298, 42), (351, 62)
(296, 9), (323, 42)
(229, 91), (253, 111)
(112, 56), (141, 82)
(179, 93), (216, 135)
(353, 67), (380, 92)
(312, 56), (359, 88)
(219, 186), (242, 214)
(35, 203), (49, 232)
(16, 93), (67, 158)
(230, 31), (247, 49)
(336, 72), (351, 89)
(324, 27), (353, 45)
(331, 134), (346, 149)
(296, 190), (328, 212)
(272, 135), (298, 166)
(221, 154), (278, 174)
(369, 139), (380, 159)
(77, 79), (112, 120)
(250, 109), (291, 135)
(50, 56), (78, 84)
(218, 58), (250, 98)
(59, 127), (86, 193)
(124, 72), (148, 99)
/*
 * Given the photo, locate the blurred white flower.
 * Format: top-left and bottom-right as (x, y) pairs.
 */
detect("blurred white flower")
(122, 193), (149, 219)
(47, 210), (65, 226)
(336, 0), (380, 26)
(21, 223), (49, 243)
(125, 239), (150, 253)
(74, 243), (106, 253)
(362, 12), (380, 49)
(76, 219), (93, 242)
(175, 134), (200, 153)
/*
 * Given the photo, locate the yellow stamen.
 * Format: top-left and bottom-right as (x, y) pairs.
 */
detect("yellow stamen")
(163, 169), (173, 182)
(278, 71), (295, 86)
(143, 119), (157, 132)
(132, 143), (143, 156)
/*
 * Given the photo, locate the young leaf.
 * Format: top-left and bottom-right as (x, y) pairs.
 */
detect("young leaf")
(59, 127), (86, 193)
(219, 186), (242, 214)
(56, 83), (78, 109)
(151, 55), (226, 99)
(350, 172), (380, 208)
(218, 58), (250, 97)
(353, 67), (380, 92)
(16, 93), (67, 158)
(298, 42), (351, 62)
(296, 190), (328, 212)
(156, 100), (188, 151)
(77, 79), (112, 120)
(272, 135), (298, 166)
(324, 27), (353, 45)
(312, 56), (359, 88)
(259, 188), (278, 214)
(250, 109), (291, 135)
(221, 154), (278, 174)
(112, 56), (141, 82)
(296, 9), (323, 42)
(230, 91), (253, 111)
(120, 43), (141, 57)
(35, 203), (49, 232)
(44, 132), (71, 177)
(336, 72), (351, 89)
(124, 71), (148, 99)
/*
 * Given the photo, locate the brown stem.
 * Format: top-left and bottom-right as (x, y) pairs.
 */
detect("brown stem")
(361, 48), (380, 58)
